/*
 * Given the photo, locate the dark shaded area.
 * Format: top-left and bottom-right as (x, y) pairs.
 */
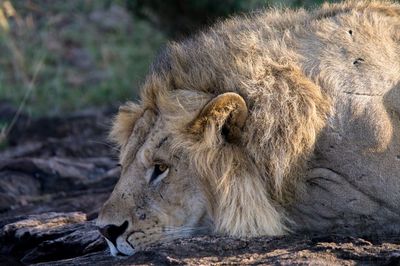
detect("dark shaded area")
(125, 0), (340, 39)
(126, 0), (255, 38)
(0, 102), (119, 220)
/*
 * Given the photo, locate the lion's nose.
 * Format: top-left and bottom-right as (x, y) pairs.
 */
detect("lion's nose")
(98, 221), (128, 245)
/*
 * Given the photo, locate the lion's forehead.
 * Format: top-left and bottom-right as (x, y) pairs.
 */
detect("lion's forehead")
(122, 112), (171, 166)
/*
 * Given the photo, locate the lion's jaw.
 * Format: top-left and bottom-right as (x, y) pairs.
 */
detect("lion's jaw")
(96, 113), (210, 256)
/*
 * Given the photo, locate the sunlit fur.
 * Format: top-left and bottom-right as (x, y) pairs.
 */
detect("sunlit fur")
(99, 0), (400, 254)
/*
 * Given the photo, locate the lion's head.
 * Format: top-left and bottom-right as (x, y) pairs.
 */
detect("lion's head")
(96, 88), (288, 255)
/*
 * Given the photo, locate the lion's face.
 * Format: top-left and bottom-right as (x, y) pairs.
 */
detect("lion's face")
(97, 110), (210, 256)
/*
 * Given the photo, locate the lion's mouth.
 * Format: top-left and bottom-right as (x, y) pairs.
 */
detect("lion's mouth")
(104, 238), (135, 257)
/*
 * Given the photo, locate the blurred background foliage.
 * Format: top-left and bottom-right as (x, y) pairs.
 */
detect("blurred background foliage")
(0, 0), (340, 121)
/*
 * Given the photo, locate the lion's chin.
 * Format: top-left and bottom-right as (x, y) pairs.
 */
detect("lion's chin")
(105, 238), (136, 257)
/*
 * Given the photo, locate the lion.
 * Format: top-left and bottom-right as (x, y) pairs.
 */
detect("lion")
(97, 0), (400, 256)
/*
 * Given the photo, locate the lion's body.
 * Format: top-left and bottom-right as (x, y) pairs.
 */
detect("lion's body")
(98, 1), (400, 255)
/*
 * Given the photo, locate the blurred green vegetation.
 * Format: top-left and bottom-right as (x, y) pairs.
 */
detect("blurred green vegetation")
(0, 0), (338, 117)
(0, 0), (165, 116)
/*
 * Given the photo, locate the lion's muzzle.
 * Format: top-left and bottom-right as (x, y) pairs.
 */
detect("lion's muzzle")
(98, 220), (133, 256)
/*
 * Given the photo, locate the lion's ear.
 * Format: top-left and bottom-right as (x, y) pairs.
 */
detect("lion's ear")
(187, 92), (248, 143)
(109, 102), (142, 147)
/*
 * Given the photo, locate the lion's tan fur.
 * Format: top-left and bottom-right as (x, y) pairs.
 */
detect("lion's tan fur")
(100, 0), (400, 253)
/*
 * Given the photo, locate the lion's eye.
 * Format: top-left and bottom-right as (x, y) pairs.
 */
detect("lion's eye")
(157, 164), (168, 172)
(149, 164), (169, 184)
